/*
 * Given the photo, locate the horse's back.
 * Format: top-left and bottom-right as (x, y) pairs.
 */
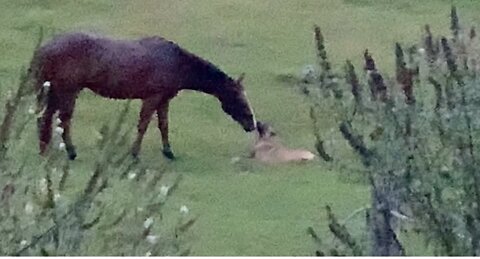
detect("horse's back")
(37, 32), (101, 61)
(33, 33), (172, 98)
(31, 32), (219, 99)
(38, 33), (182, 74)
(34, 33), (107, 84)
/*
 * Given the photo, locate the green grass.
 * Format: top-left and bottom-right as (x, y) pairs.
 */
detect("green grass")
(2, 0), (480, 255)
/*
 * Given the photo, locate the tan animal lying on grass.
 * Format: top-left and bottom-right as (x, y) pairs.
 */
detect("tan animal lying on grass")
(250, 121), (316, 164)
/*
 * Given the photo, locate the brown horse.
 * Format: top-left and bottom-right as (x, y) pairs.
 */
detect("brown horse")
(29, 32), (257, 160)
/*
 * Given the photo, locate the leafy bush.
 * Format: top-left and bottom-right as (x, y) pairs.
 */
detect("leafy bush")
(0, 30), (195, 256)
(305, 6), (480, 256)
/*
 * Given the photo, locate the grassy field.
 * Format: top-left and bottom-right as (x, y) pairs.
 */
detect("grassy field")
(2, 0), (480, 255)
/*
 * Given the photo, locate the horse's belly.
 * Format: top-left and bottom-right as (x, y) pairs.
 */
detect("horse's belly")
(88, 85), (151, 99)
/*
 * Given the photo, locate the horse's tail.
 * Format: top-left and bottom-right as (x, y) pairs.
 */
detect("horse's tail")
(27, 40), (53, 155)
(27, 47), (50, 117)
(30, 65), (55, 156)
(26, 28), (49, 114)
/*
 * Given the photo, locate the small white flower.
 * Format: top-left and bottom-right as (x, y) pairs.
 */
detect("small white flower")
(144, 217), (154, 229)
(159, 185), (170, 196)
(390, 210), (410, 221)
(301, 64), (315, 74)
(25, 202), (34, 215)
(128, 172), (137, 180)
(54, 193), (61, 202)
(301, 64), (316, 83)
(39, 178), (48, 194)
(418, 48), (426, 55)
(43, 81), (51, 88)
(230, 156), (241, 164)
(54, 126), (64, 135)
(94, 131), (103, 141)
(55, 118), (62, 125)
(137, 207), (144, 212)
(441, 165), (449, 172)
(27, 106), (35, 115)
(145, 235), (158, 244)
(180, 205), (189, 215)
(20, 240), (28, 246)
(58, 142), (66, 151)
(145, 251), (152, 257)
(6, 90), (12, 100)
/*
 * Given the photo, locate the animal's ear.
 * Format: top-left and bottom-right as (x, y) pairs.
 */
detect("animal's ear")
(256, 121), (265, 136)
(236, 73), (246, 84)
(256, 121), (265, 130)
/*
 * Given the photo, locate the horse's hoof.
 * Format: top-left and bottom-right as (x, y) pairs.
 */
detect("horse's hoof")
(131, 151), (139, 159)
(162, 149), (176, 160)
(130, 145), (140, 159)
(131, 153), (142, 165)
(132, 156), (140, 164)
(66, 146), (77, 160)
(130, 150), (140, 160)
(68, 152), (77, 160)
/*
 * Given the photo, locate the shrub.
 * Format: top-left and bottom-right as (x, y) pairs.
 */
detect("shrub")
(0, 30), (194, 256)
(305, 6), (480, 256)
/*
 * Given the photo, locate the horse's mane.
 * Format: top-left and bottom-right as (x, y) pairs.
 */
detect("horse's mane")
(140, 36), (227, 76)
(180, 47), (236, 89)
(137, 35), (236, 91)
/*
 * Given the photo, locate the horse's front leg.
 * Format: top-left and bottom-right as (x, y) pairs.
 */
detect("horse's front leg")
(131, 98), (157, 159)
(156, 101), (175, 160)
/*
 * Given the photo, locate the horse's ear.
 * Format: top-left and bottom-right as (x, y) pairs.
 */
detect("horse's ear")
(236, 73), (246, 84)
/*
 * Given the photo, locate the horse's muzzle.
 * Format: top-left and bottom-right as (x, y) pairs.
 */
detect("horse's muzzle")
(244, 124), (256, 132)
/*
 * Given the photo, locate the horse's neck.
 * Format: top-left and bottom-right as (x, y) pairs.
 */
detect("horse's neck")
(179, 55), (231, 101)
(183, 79), (232, 107)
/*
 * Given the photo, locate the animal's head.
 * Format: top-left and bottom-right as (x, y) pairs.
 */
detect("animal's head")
(221, 73), (256, 132)
(256, 121), (277, 139)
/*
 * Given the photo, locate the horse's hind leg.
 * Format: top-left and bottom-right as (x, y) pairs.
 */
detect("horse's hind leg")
(58, 92), (78, 160)
(38, 92), (58, 155)
(156, 101), (175, 160)
(131, 98), (158, 159)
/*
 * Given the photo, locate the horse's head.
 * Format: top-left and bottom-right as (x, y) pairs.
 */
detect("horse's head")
(220, 74), (257, 132)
